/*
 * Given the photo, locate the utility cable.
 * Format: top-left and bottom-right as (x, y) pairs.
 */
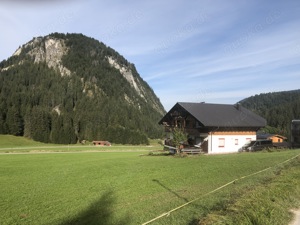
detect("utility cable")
(142, 153), (300, 225)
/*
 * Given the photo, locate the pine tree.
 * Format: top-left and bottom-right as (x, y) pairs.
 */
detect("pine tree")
(6, 105), (23, 136)
(30, 107), (51, 143)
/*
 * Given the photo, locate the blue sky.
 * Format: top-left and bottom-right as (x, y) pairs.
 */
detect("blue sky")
(1, 0), (300, 110)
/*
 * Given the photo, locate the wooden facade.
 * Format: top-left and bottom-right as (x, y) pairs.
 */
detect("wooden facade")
(211, 131), (256, 135)
(269, 135), (287, 143)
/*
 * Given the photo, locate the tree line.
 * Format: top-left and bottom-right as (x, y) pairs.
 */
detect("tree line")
(239, 90), (300, 139)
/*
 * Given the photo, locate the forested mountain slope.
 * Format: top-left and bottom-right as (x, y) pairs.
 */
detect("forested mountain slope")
(0, 33), (165, 144)
(239, 89), (300, 138)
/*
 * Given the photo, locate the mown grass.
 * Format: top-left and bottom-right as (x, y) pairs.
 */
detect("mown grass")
(1, 146), (299, 225)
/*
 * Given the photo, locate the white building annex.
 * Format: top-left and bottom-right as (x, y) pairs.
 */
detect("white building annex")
(159, 102), (266, 154)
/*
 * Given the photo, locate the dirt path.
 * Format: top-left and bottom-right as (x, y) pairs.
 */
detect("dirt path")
(290, 209), (300, 225)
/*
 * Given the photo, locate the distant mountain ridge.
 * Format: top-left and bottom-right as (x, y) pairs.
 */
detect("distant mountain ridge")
(0, 33), (165, 144)
(239, 89), (300, 138)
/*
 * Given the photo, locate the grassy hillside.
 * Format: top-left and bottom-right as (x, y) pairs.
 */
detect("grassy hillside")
(0, 135), (49, 148)
(1, 149), (299, 225)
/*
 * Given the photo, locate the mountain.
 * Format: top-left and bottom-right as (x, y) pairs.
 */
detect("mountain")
(239, 89), (300, 138)
(0, 33), (165, 144)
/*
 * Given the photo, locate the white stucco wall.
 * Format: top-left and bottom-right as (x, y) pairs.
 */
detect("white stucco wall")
(208, 134), (256, 154)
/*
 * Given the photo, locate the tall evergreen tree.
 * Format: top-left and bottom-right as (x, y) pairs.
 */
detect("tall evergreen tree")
(6, 105), (23, 136)
(30, 107), (51, 143)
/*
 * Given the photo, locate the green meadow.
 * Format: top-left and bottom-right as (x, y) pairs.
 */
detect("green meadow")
(0, 135), (300, 225)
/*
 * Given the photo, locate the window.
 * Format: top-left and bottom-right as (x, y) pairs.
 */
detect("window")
(186, 120), (190, 127)
(218, 138), (225, 147)
(235, 139), (239, 145)
(195, 121), (202, 128)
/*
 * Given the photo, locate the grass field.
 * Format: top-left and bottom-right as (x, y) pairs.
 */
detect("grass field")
(0, 135), (157, 153)
(0, 135), (300, 225)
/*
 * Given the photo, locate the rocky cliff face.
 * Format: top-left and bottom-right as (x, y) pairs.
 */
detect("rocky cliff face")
(106, 56), (164, 114)
(13, 36), (71, 76)
(107, 56), (145, 99)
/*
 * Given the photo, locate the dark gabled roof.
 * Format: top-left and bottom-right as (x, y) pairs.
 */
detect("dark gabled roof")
(159, 102), (266, 128)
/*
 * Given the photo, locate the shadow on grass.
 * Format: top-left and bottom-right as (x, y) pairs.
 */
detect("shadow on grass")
(152, 179), (189, 202)
(59, 191), (130, 225)
(146, 150), (172, 156)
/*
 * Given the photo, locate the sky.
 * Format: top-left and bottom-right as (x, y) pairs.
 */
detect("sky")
(1, 0), (300, 111)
